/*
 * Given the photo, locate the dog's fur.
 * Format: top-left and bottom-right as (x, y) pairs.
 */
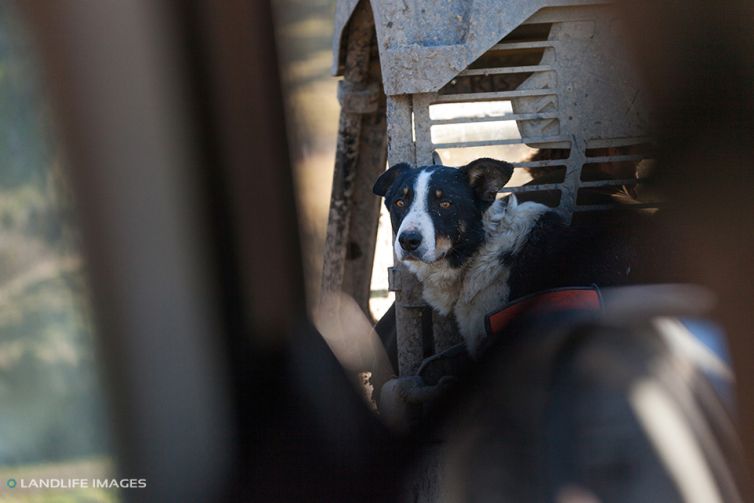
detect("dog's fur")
(374, 158), (646, 356)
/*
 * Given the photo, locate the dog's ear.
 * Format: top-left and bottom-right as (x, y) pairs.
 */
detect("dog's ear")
(460, 158), (514, 202)
(373, 162), (411, 197)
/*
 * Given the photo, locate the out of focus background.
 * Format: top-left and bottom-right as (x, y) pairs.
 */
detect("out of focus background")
(0, 0), (353, 499)
(0, 2), (114, 501)
(274, 0), (339, 306)
(0, 0), (366, 497)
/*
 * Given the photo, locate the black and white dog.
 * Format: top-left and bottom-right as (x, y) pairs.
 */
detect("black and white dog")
(373, 158), (642, 356)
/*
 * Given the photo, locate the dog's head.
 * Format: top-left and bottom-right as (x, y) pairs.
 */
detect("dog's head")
(373, 158), (513, 268)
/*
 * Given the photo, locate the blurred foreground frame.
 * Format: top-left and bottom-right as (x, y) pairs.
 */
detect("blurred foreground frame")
(620, 0), (754, 478)
(19, 0), (406, 502)
(16, 0), (754, 502)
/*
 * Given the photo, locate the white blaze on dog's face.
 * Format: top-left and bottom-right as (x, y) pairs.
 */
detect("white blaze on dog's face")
(373, 159), (514, 269)
(392, 169), (438, 262)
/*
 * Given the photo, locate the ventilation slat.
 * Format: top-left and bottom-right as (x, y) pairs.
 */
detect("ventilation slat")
(457, 65), (553, 77)
(490, 41), (557, 50)
(434, 135), (570, 149)
(586, 137), (652, 149)
(430, 112), (559, 126)
(501, 179), (636, 193)
(433, 89), (556, 103)
(512, 159), (568, 168)
(500, 183), (563, 193)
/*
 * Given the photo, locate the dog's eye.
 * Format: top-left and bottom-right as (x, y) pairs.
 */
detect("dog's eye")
(439, 201), (452, 209)
(395, 199), (406, 208)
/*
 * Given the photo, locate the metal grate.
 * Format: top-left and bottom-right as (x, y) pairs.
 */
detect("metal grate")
(404, 5), (659, 219)
(381, 3), (660, 376)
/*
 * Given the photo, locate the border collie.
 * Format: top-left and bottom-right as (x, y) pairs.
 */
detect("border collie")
(373, 158), (641, 356)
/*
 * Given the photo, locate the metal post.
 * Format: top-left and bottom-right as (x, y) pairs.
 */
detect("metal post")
(386, 94), (428, 376)
(320, 1), (386, 321)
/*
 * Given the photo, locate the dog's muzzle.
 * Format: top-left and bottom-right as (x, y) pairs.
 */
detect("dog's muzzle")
(398, 231), (422, 252)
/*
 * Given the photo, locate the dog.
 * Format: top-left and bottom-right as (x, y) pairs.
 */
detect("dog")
(373, 158), (651, 357)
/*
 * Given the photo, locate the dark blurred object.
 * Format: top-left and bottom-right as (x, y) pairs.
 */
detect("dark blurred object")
(439, 0), (754, 498)
(20, 0), (405, 501)
(618, 0), (754, 479)
(436, 0), (754, 496)
(437, 307), (744, 502)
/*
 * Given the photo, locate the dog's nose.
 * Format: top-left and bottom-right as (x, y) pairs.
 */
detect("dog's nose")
(398, 231), (422, 252)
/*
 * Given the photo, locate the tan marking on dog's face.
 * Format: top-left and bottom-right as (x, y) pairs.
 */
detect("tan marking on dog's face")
(436, 235), (452, 255)
(435, 189), (443, 199)
(402, 186), (409, 196)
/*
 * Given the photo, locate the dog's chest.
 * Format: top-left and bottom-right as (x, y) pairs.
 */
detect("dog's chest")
(410, 199), (550, 356)
(405, 260), (464, 316)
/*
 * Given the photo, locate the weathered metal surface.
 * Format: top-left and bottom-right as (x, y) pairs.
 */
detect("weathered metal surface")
(385, 95), (428, 376)
(331, 0), (360, 75)
(334, 0), (610, 95)
(386, 94), (415, 163)
(432, 313), (462, 354)
(512, 5), (651, 143)
(340, 90), (387, 315)
(320, 105), (361, 300)
(408, 3), (652, 220)
(337, 80), (381, 114)
(321, 1), (387, 319)
(392, 276), (426, 376)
